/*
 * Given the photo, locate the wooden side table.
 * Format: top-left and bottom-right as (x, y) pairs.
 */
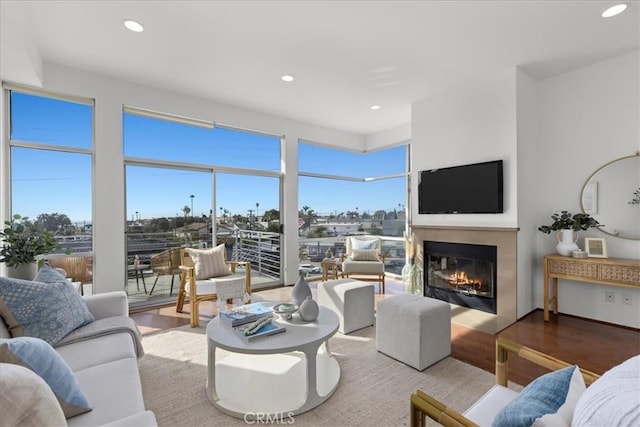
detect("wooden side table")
(542, 254), (640, 321)
(321, 259), (339, 281)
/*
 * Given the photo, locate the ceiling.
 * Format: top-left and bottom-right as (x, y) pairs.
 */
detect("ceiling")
(3, 1), (639, 136)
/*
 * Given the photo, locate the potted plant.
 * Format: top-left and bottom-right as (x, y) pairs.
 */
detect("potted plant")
(538, 211), (602, 256)
(0, 214), (59, 280)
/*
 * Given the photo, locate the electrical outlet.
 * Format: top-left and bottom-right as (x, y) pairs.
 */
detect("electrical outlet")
(622, 294), (632, 305)
(605, 291), (615, 303)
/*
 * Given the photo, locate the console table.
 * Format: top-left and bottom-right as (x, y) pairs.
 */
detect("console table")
(543, 254), (640, 321)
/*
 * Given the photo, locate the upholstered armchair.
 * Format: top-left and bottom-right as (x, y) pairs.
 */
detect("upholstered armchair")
(176, 244), (252, 327)
(341, 236), (385, 293)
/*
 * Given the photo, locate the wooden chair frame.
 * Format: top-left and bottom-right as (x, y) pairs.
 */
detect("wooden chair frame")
(175, 248), (252, 327)
(409, 337), (601, 427)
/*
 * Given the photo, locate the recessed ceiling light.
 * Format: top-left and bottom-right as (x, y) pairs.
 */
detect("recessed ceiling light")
(370, 105), (381, 110)
(281, 75), (295, 82)
(602, 3), (628, 18)
(124, 19), (144, 32)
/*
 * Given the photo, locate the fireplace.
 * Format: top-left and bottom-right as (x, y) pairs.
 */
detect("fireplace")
(424, 241), (497, 314)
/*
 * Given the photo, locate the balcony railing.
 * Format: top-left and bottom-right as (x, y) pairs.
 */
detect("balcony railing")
(298, 235), (406, 277)
(58, 230), (407, 303)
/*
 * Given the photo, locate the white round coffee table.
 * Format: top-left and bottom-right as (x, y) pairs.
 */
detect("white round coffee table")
(206, 303), (340, 419)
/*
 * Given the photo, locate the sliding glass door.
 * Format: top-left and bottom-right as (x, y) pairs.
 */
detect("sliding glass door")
(123, 108), (283, 308)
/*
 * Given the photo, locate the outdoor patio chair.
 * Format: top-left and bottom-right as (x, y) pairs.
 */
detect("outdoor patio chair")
(46, 255), (92, 295)
(149, 247), (182, 296)
(176, 245), (252, 327)
(341, 236), (386, 293)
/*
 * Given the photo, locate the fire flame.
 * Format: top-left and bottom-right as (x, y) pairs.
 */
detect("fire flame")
(448, 271), (481, 288)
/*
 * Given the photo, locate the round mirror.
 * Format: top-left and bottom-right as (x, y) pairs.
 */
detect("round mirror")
(580, 153), (640, 240)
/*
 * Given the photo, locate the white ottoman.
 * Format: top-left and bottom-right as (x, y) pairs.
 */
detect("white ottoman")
(318, 279), (375, 334)
(376, 294), (451, 371)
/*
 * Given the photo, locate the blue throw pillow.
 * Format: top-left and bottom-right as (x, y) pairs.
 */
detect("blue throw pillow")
(492, 365), (577, 427)
(34, 264), (70, 283)
(0, 336), (92, 418)
(0, 269), (94, 346)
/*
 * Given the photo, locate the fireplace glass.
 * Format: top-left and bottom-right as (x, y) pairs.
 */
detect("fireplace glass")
(424, 241), (497, 314)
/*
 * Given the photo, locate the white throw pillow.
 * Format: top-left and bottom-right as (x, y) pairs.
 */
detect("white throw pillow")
(572, 355), (640, 427)
(186, 244), (232, 280)
(350, 249), (380, 261)
(350, 237), (378, 251)
(0, 362), (67, 426)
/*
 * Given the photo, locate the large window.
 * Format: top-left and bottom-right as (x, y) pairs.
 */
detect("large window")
(298, 143), (407, 238)
(124, 112), (280, 171)
(123, 108), (282, 306)
(9, 90), (93, 255)
(298, 143), (408, 276)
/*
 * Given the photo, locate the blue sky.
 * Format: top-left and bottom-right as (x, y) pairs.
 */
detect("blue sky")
(10, 91), (406, 224)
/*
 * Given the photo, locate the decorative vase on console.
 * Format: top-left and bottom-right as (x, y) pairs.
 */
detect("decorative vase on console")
(538, 210), (602, 257)
(292, 270), (312, 306)
(555, 229), (579, 257)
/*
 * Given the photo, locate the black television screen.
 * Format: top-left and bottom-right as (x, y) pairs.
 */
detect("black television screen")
(418, 160), (504, 214)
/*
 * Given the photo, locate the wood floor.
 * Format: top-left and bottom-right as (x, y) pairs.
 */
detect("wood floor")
(130, 284), (640, 387)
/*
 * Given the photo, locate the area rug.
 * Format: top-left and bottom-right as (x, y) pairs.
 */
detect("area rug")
(141, 324), (496, 427)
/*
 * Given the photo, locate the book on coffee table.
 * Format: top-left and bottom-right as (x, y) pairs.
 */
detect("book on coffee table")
(219, 302), (273, 327)
(235, 320), (286, 342)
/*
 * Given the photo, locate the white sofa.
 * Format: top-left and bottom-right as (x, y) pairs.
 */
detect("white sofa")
(0, 291), (156, 427)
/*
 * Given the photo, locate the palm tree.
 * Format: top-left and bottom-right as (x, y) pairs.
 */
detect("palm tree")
(182, 205), (191, 217)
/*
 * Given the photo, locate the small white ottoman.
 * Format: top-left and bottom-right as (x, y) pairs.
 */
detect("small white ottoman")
(318, 279), (375, 334)
(376, 294), (451, 371)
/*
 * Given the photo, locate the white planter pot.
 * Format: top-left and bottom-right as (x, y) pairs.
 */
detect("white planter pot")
(6, 263), (38, 280)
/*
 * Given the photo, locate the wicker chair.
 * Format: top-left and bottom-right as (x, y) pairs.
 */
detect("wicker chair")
(176, 247), (252, 327)
(46, 255), (92, 295)
(149, 247), (182, 296)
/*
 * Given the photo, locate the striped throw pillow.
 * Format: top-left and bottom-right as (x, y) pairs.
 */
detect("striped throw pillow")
(186, 244), (232, 280)
(350, 249), (380, 261)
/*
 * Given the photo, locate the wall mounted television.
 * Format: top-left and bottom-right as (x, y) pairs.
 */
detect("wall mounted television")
(418, 160), (504, 214)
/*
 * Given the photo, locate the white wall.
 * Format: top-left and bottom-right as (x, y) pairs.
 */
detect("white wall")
(515, 68), (539, 317)
(531, 51), (640, 328)
(364, 122), (411, 152)
(0, 2), (43, 87)
(411, 68), (519, 228)
(411, 52), (640, 328)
